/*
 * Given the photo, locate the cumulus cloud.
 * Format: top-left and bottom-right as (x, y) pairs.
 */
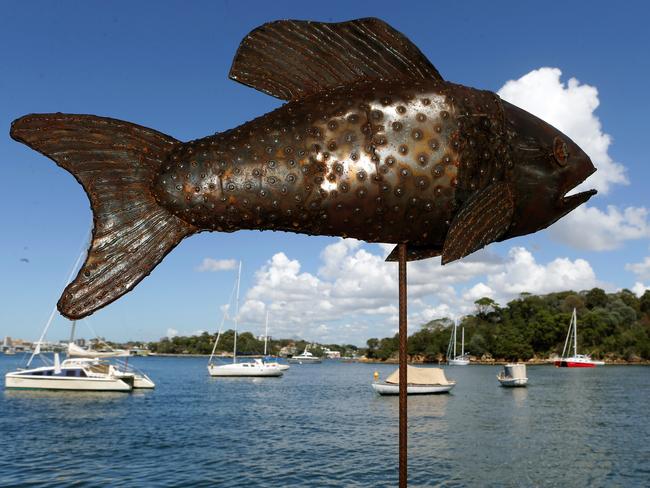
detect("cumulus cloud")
(484, 247), (598, 298)
(550, 205), (650, 251)
(462, 283), (495, 302)
(237, 239), (603, 344)
(626, 256), (650, 281)
(632, 282), (650, 297)
(498, 67), (649, 252)
(497, 67), (626, 194)
(166, 328), (179, 338)
(196, 258), (238, 272)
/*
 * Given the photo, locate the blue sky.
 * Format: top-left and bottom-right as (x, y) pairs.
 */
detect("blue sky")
(1, 1), (649, 345)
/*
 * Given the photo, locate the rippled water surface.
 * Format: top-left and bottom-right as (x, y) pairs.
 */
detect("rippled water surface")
(1, 356), (649, 487)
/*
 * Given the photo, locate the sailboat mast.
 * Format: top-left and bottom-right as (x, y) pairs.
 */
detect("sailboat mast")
(461, 326), (464, 356)
(69, 320), (77, 344)
(264, 310), (269, 356)
(573, 308), (578, 357)
(233, 261), (242, 364)
(453, 319), (457, 358)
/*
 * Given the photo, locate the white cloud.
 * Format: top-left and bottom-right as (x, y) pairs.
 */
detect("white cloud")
(463, 283), (495, 302)
(486, 247), (597, 297)
(166, 328), (179, 338)
(498, 68), (649, 253)
(626, 257), (650, 281)
(196, 258), (238, 272)
(237, 239), (605, 344)
(550, 205), (650, 251)
(497, 67), (626, 195)
(632, 282), (650, 297)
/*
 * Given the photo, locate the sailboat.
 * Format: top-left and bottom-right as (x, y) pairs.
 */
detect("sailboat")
(555, 308), (604, 368)
(207, 262), (283, 377)
(447, 319), (469, 365)
(262, 311), (290, 371)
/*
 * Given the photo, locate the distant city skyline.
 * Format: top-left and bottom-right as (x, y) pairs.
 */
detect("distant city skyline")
(1, 1), (649, 346)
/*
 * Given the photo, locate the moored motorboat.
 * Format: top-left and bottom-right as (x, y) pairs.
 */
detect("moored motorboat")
(497, 363), (528, 387)
(372, 365), (455, 395)
(287, 346), (322, 364)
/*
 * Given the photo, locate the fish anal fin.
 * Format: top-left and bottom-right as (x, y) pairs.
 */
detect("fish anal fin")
(442, 181), (514, 264)
(385, 244), (442, 262)
(11, 114), (197, 319)
(229, 18), (443, 101)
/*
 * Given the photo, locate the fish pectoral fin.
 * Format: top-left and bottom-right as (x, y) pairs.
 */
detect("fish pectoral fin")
(10, 114), (197, 319)
(385, 244), (442, 262)
(441, 181), (514, 264)
(229, 18), (443, 101)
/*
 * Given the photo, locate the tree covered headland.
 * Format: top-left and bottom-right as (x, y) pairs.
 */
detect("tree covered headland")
(146, 288), (650, 362)
(148, 329), (358, 358)
(366, 289), (650, 362)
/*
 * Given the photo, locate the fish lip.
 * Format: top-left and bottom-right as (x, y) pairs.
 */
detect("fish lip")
(561, 188), (597, 208)
(558, 163), (597, 208)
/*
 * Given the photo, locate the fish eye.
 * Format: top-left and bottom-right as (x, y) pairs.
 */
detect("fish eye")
(553, 137), (569, 166)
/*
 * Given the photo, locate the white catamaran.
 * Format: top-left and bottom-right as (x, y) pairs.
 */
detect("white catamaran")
(207, 262), (283, 377)
(4, 238), (155, 391)
(447, 319), (469, 366)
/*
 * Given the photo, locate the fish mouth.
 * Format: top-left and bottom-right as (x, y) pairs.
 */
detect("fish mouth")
(561, 188), (597, 210)
(559, 161), (597, 212)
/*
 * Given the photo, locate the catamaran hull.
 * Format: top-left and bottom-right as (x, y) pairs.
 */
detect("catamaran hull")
(372, 382), (455, 395)
(207, 364), (283, 377)
(4, 374), (132, 391)
(133, 374), (156, 388)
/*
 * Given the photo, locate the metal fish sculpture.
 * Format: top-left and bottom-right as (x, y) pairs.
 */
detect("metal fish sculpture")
(10, 18), (596, 319)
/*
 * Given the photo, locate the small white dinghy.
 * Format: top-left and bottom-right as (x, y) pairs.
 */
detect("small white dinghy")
(372, 365), (455, 395)
(497, 363), (528, 387)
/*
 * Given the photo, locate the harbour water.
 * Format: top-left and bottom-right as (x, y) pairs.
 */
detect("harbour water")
(1, 355), (648, 487)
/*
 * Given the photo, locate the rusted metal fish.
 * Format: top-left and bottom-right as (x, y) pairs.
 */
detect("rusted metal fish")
(10, 18), (596, 319)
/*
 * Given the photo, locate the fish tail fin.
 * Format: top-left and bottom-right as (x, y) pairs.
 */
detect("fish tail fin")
(10, 114), (197, 319)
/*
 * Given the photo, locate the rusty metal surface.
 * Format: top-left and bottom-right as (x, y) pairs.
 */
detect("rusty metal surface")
(398, 243), (408, 488)
(10, 17), (597, 322)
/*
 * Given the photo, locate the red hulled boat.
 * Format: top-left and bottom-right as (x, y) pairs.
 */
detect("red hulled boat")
(554, 308), (605, 368)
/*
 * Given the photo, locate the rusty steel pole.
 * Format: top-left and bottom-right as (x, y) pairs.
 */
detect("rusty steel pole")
(398, 243), (408, 488)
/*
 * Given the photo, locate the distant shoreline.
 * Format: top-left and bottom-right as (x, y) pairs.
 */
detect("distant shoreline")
(143, 354), (649, 364)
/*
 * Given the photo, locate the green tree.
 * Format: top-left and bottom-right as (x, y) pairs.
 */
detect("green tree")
(586, 288), (608, 309)
(475, 297), (497, 319)
(640, 290), (650, 315)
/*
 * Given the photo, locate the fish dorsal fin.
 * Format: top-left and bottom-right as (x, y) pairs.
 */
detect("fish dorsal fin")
(442, 181), (515, 264)
(229, 18), (443, 101)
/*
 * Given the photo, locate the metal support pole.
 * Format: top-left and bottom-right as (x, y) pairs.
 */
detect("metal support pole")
(398, 243), (408, 488)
